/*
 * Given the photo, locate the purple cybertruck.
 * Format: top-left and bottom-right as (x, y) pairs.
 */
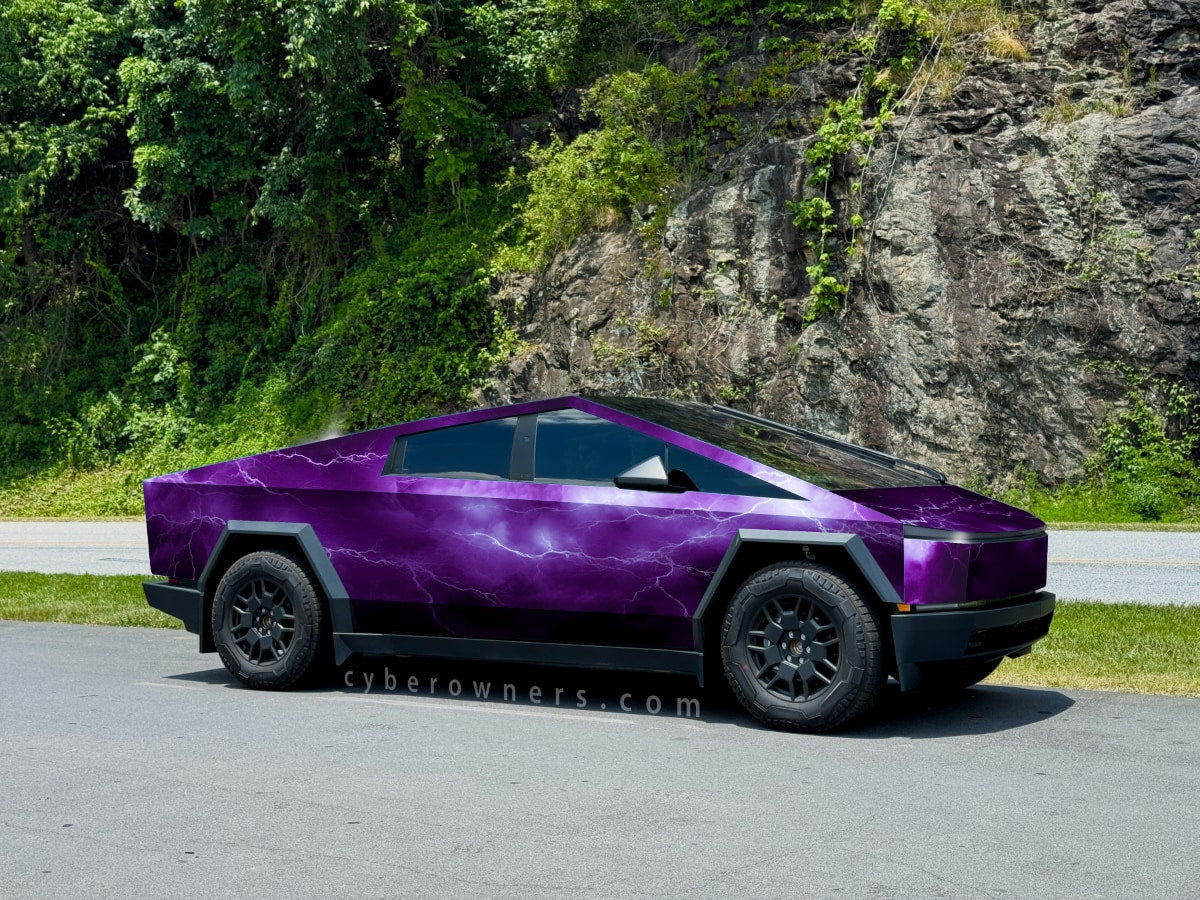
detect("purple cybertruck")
(143, 395), (1054, 731)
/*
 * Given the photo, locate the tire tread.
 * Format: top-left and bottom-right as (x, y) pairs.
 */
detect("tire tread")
(212, 550), (327, 690)
(721, 562), (886, 733)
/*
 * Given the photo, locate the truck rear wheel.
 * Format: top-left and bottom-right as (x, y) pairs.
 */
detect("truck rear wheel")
(212, 550), (326, 689)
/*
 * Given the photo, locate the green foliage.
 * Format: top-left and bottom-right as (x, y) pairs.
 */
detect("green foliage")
(997, 373), (1200, 524)
(395, 78), (500, 209)
(875, 0), (933, 69)
(682, 0), (753, 28)
(507, 62), (705, 268)
(876, 0), (930, 34)
(776, 0), (935, 326)
(2, 0), (698, 508)
(540, 0), (643, 82)
(1086, 371), (1200, 518)
(0, 0), (545, 500)
(688, 0), (859, 29)
(510, 127), (674, 265)
(462, 0), (554, 109)
(805, 94), (869, 183)
(789, 196), (845, 324)
(121, 0), (425, 234)
(0, 0), (141, 469)
(0, 572), (181, 628)
(789, 84), (896, 324)
(0, 0), (129, 231)
(293, 209), (510, 427)
(586, 65), (703, 147)
(508, 63), (701, 267)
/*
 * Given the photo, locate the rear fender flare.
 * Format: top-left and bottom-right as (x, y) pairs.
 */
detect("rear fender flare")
(198, 521), (353, 652)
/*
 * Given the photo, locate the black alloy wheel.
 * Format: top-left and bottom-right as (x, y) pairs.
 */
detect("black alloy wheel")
(212, 550), (326, 689)
(722, 562), (886, 732)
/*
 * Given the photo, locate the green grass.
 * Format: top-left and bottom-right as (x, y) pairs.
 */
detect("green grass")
(0, 466), (151, 518)
(1046, 521), (1200, 532)
(1001, 477), (1200, 526)
(0, 574), (1196, 697)
(0, 572), (180, 629)
(989, 601), (1200, 696)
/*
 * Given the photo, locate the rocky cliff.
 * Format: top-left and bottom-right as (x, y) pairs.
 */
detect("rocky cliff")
(486, 0), (1200, 483)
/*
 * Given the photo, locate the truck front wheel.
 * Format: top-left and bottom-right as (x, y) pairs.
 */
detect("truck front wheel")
(721, 562), (886, 732)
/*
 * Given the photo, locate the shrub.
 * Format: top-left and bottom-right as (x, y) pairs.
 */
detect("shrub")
(516, 126), (677, 266)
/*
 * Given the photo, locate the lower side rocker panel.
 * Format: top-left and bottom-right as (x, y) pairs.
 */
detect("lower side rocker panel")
(336, 632), (705, 681)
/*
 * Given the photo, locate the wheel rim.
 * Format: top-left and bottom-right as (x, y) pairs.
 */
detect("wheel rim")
(746, 594), (841, 702)
(228, 576), (297, 666)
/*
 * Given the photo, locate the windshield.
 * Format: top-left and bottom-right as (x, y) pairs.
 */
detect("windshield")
(593, 396), (941, 491)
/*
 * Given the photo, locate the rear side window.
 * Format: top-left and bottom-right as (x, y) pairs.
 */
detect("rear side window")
(534, 409), (664, 485)
(385, 417), (518, 480)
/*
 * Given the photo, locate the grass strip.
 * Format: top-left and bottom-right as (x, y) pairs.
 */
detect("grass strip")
(1, 575), (1196, 696)
(0, 572), (180, 629)
(1045, 521), (1200, 532)
(988, 601), (1200, 696)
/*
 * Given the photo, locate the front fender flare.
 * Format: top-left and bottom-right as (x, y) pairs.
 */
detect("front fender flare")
(692, 529), (902, 655)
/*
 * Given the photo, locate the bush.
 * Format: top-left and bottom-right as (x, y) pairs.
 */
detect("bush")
(515, 126), (677, 266)
(291, 208), (510, 429)
(995, 374), (1200, 524)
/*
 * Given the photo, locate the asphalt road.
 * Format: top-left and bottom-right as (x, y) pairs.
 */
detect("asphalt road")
(1, 621), (1197, 898)
(1048, 530), (1200, 604)
(1, 521), (1197, 604)
(0, 521), (151, 576)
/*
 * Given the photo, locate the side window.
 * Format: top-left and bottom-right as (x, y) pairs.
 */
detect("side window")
(534, 409), (664, 485)
(385, 417), (518, 480)
(666, 444), (801, 499)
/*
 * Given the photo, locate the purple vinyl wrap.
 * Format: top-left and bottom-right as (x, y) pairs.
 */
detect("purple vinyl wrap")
(837, 485), (1048, 606)
(144, 396), (1048, 649)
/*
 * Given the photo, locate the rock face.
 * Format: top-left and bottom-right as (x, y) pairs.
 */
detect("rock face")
(487, 0), (1200, 482)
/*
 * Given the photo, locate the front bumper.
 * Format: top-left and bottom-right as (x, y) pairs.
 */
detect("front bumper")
(891, 591), (1055, 690)
(144, 581), (204, 637)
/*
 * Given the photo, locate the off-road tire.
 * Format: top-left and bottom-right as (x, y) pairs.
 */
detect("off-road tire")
(212, 550), (327, 690)
(721, 562), (886, 732)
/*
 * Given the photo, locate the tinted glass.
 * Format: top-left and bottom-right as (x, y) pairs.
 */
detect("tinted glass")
(393, 417), (517, 480)
(666, 445), (799, 499)
(595, 397), (939, 490)
(535, 409), (664, 485)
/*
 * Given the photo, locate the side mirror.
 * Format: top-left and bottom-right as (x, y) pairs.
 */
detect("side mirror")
(614, 456), (685, 492)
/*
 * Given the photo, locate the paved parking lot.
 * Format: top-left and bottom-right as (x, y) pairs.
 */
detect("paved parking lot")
(2, 621), (1198, 897)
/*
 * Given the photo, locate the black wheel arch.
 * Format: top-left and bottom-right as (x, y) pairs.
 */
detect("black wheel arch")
(693, 529), (902, 683)
(196, 521), (351, 654)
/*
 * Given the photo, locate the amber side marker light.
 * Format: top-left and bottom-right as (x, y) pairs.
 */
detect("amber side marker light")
(896, 603), (912, 612)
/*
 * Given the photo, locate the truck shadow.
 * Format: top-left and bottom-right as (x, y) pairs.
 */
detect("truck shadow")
(173, 655), (1076, 738)
(858, 682), (1075, 738)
